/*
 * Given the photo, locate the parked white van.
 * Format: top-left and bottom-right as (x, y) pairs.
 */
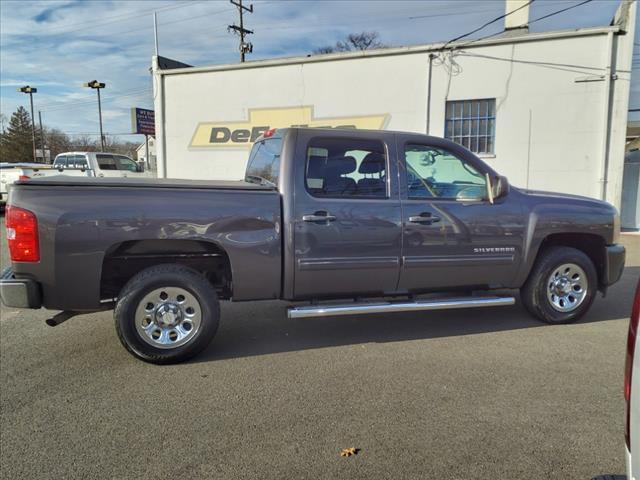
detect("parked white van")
(53, 152), (153, 178)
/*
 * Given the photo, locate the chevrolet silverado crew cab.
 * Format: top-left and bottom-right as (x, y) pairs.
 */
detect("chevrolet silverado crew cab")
(0, 128), (625, 363)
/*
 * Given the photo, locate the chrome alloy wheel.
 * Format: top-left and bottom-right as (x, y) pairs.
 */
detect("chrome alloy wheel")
(134, 287), (202, 349)
(546, 263), (588, 313)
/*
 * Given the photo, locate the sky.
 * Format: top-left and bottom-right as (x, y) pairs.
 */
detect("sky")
(0, 0), (638, 146)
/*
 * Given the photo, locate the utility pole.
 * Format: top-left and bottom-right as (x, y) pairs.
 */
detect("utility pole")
(84, 80), (106, 151)
(228, 0), (253, 63)
(18, 86), (38, 162)
(38, 111), (46, 163)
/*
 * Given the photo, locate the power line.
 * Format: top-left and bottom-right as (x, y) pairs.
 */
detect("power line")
(155, 0), (532, 54)
(38, 87), (150, 108)
(457, 52), (625, 75)
(39, 89), (152, 112)
(526, 0), (592, 25)
(36, 1), (207, 35)
(48, 131), (145, 136)
(61, 5), (236, 42)
(441, 0), (535, 50)
(456, 0), (594, 50)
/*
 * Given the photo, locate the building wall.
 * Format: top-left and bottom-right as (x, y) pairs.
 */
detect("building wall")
(155, 4), (635, 209)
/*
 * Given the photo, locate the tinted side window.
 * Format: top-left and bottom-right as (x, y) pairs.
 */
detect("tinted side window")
(405, 144), (487, 200)
(245, 138), (282, 187)
(115, 155), (138, 172)
(97, 154), (117, 170)
(305, 138), (386, 198)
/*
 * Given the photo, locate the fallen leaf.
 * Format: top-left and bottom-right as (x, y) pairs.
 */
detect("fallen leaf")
(340, 447), (358, 457)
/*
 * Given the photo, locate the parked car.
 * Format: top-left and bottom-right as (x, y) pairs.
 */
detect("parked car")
(0, 128), (626, 363)
(0, 163), (24, 206)
(626, 278), (640, 479)
(53, 152), (152, 178)
(1, 162), (91, 206)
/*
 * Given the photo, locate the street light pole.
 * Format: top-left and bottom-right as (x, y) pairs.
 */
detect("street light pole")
(38, 111), (46, 163)
(96, 87), (104, 151)
(84, 80), (106, 151)
(18, 86), (38, 162)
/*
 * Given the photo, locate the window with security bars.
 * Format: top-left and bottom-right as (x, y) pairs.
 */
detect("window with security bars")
(444, 99), (496, 154)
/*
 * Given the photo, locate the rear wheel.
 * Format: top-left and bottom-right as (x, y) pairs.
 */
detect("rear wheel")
(521, 246), (597, 324)
(114, 264), (220, 364)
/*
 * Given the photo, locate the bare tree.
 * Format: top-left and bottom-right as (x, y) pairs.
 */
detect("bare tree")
(103, 136), (138, 157)
(314, 31), (386, 54)
(44, 128), (73, 158)
(69, 134), (98, 151)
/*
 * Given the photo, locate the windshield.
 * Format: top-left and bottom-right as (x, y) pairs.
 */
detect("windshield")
(245, 136), (282, 188)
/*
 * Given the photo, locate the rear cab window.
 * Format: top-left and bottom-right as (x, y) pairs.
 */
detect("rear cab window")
(245, 133), (283, 188)
(304, 137), (387, 198)
(96, 154), (117, 170)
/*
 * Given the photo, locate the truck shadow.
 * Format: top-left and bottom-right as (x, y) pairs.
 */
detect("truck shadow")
(193, 266), (639, 364)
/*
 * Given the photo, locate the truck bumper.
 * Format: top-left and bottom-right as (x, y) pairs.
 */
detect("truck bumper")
(0, 268), (42, 309)
(602, 243), (626, 287)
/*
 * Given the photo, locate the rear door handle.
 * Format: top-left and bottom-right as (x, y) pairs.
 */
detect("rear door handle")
(408, 213), (441, 224)
(302, 211), (336, 223)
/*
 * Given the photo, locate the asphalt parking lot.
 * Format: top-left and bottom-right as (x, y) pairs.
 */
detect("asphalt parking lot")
(1, 215), (638, 479)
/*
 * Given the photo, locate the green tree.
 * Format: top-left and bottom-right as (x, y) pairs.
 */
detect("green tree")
(0, 106), (33, 162)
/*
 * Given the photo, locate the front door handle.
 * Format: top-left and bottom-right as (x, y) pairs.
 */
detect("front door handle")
(408, 212), (441, 225)
(302, 211), (337, 223)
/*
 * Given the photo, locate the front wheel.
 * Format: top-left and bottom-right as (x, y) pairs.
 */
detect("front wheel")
(521, 246), (597, 324)
(114, 264), (220, 364)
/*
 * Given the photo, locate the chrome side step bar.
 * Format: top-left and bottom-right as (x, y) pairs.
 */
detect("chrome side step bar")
(287, 296), (515, 319)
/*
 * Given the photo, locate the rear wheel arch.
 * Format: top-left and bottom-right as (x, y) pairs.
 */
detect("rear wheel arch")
(114, 263), (220, 364)
(100, 239), (233, 301)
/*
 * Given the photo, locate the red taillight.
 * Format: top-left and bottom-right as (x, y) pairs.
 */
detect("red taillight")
(625, 279), (640, 449)
(263, 128), (277, 138)
(18, 175), (30, 181)
(5, 205), (39, 262)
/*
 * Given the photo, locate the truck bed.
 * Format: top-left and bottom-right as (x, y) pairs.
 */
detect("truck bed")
(17, 176), (275, 191)
(7, 178), (282, 310)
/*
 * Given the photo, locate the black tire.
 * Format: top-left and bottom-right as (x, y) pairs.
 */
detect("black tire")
(521, 246), (598, 324)
(114, 264), (220, 364)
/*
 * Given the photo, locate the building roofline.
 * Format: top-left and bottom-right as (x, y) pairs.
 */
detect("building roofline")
(154, 24), (621, 77)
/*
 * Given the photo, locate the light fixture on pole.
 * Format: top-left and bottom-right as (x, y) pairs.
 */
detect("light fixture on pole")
(17, 85), (38, 162)
(84, 80), (106, 151)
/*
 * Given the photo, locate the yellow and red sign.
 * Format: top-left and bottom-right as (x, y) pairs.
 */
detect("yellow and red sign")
(189, 106), (390, 149)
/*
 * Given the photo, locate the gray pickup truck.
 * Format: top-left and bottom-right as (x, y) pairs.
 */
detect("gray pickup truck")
(1, 128), (625, 363)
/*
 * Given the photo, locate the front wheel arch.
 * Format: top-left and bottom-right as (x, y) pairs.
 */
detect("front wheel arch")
(520, 246), (598, 324)
(524, 233), (606, 291)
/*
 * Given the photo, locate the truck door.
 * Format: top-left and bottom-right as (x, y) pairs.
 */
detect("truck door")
(292, 132), (402, 298)
(397, 137), (525, 292)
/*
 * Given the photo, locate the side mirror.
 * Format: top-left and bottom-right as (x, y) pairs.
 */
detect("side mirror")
(485, 174), (509, 204)
(493, 175), (509, 200)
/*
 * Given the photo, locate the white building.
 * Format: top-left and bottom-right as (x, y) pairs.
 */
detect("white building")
(135, 136), (156, 168)
(152, 0), (637, 221)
